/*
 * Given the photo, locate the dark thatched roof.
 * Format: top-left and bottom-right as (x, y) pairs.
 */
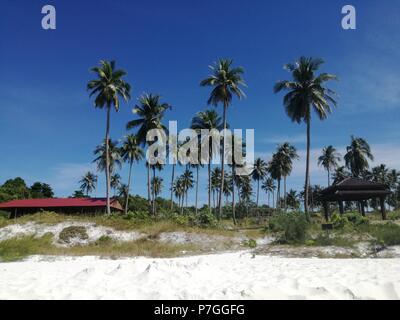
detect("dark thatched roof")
(319, 178), (391, 201)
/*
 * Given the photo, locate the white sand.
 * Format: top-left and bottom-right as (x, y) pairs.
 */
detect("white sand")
(1, 252), (399, 300)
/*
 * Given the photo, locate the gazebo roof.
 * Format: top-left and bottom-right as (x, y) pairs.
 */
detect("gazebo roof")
(319, 178), (391, 201)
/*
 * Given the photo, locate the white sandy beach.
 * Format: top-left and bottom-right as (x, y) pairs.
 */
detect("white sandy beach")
(1, 252), (399, 300)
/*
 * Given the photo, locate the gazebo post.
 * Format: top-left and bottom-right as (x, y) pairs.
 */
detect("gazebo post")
(379, 196), (387, 220)
(323, 201), (329, 222)
(338, 201), (344, 215)
(360, 201), (366, 217)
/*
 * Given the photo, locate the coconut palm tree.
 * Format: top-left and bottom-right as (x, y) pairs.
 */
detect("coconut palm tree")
(333, 166), (351, 185)
(274, 57), (337, 219)
(201, 59), (246, 218)
(110, 174), (121, 197)
(277, 142), (299, 210)
(191, 110), (224, 214)
(150, 162), (164, 215)
(211, 167), (222, 212)
(261, 177), (276, 208)
(344, 136), (374, 177)
(268, 154), (283, 209)
(126, 93), (170, 207)
(120, 134), (144, 214)
(286, 189), (300, 210)
(87, 60), (131, 214)
(181, 169), (194, 210)
(318, 146), (341, 186)
(79, 172), (98, 197)
(173, 177), (185, 213)
(251, 158), (268, 207)
(93, 139), (122, 176)
(151, 177), (163, 214)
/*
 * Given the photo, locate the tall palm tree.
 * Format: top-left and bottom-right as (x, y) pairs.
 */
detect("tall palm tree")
(274, 57), (337, 219)
(201, 59), (246, 219)
(318, 145), (341, 186)
(120, 134), (144, 214)
(150, 162), (164, 215)
(191, 110), (224, 214)
(151, 177), (163, 214)
(344, 136), (374, 177)
(211, 167), (222, 212)
(126, 93), (170, 208)
(87, 60), (131, 214)
(251, 158), (268, 207)
(173, 177), (185, 213)
(93, 139), (122, 176)
(261, 177), (276, 208)
(286, 189), (300, 210)
(79, 172), (98, 197)
(277, 142), (299, 210)
(110, 173), (121, 197)
(268, 154), (283, 209)
(333, 166), (351, 185)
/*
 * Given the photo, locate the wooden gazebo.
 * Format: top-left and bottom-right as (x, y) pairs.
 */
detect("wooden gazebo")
(319, 177), (391, 221)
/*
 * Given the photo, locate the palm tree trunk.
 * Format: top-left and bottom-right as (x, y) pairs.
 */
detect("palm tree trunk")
(218, 102), (228, 219)
(327, 168), (331, 187)
(277, 178), (281, 209)
(195, 166), (199, 215)
(124, 160), (133, 214)
(152, 166), (156, 216)
(256, 179), (260, 207)
(304, 117), (311, 221)
(208, 162), (211, 214)
(170, 164), (175, 210)
(147, 164), (151, 205)
(232, 165), (236, 225)
(284, 176), (287, 212)
(105, 107), (111, 215)
(272, 191), (275, 209)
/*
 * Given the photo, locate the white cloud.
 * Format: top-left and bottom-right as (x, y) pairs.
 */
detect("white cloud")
(261, 134), (307, 145)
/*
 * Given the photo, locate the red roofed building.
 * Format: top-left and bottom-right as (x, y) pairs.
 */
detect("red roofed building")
(0, 198), (123, 217)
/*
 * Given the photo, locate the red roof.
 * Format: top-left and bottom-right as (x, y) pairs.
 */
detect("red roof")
(0, 198), (123, 211)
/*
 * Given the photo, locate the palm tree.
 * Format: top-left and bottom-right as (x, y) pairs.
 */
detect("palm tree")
(274, 57), (337, 219)
(201, 59), (246, 219)
(93, 139), (122, 175)
(126, 93), (170, 207)
(151, 177), (163, 214)
(261, 178), (276, 208)
(173, 177), (185, 213)
(79, 172), (98, 197)
(211, 167), (222, 212)
(286, 189), (300, 210)
(191, 110), (224, 214)
(87, 60), (131, 214)
(181, 169), (194, 211)
(251, 158), (268, 207)
(277, 142), (299, 210)
(344, 136), (374, 177)
(120, 134), (144, 214)
(268, 154), (283, 209)
(150, 162), (164, 215)
(318, 146), (341, 186)
(110, 174), (121, 197)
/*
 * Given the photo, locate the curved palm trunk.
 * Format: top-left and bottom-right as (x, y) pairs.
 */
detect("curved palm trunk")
(232, 165), (236, 225)
(195, 166), (199, 215)
(170, 164), (175, 210)
(304, 117), (311, 221)
(218, 102), (228, 219)
(124, 160), (133, 214)
(105, 107), (111, 215)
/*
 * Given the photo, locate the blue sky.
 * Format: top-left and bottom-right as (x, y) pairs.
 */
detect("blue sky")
(0, 0), (400, 205)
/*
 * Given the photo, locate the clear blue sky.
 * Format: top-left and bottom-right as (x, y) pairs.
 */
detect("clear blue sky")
(1, 0), (399, 204)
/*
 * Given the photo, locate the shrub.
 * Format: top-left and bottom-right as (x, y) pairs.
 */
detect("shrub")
(388, 211), (400, 221)
(124, 211), (149, 221)
(194, 210), (218, 228)
(344, 212), (369, 226)
(59, 226), (89, 244)
(95, 235), (112, 245)
(331, 213), (350, 229)
(268, 213), (308, 244)
(367, 223), (400, 246)
(242, 238), (257, 248)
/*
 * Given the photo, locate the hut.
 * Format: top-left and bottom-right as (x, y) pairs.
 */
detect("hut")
(319, 177), (391, 221)
(0, 198), (123, 218)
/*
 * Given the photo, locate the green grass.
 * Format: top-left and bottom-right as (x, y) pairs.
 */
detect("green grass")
(0, 234), (198, 262)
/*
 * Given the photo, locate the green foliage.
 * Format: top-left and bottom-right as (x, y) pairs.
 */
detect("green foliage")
(331, 212), (369, 230)
(388, 211), (400, 221)
(345, 212), (369, 226)
(194, 210), (218, 228)
(331, 213), (350, 229)
(362, 223), (400, 246)
(268, 213), (308, 244)
(59, 226), (89, 244)
(242, 238), (257, 248)
(124, 211), (150, 221)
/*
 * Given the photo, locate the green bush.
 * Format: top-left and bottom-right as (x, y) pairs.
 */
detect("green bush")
(331, 213), (350, 229)
(242, 238), (257, 248)
(124, 211), (150, 221)
(345, 212), (369, 226)
(366, 223), (400, 246)
(388, 211), (400, 221)
(268, 213), (308, 244)
(194, 210), (218, 228)
(59, 226), (89, 244)
(0, 210), (10, 219)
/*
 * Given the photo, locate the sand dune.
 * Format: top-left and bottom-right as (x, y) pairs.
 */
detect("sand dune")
(1, 252), (399, 300)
